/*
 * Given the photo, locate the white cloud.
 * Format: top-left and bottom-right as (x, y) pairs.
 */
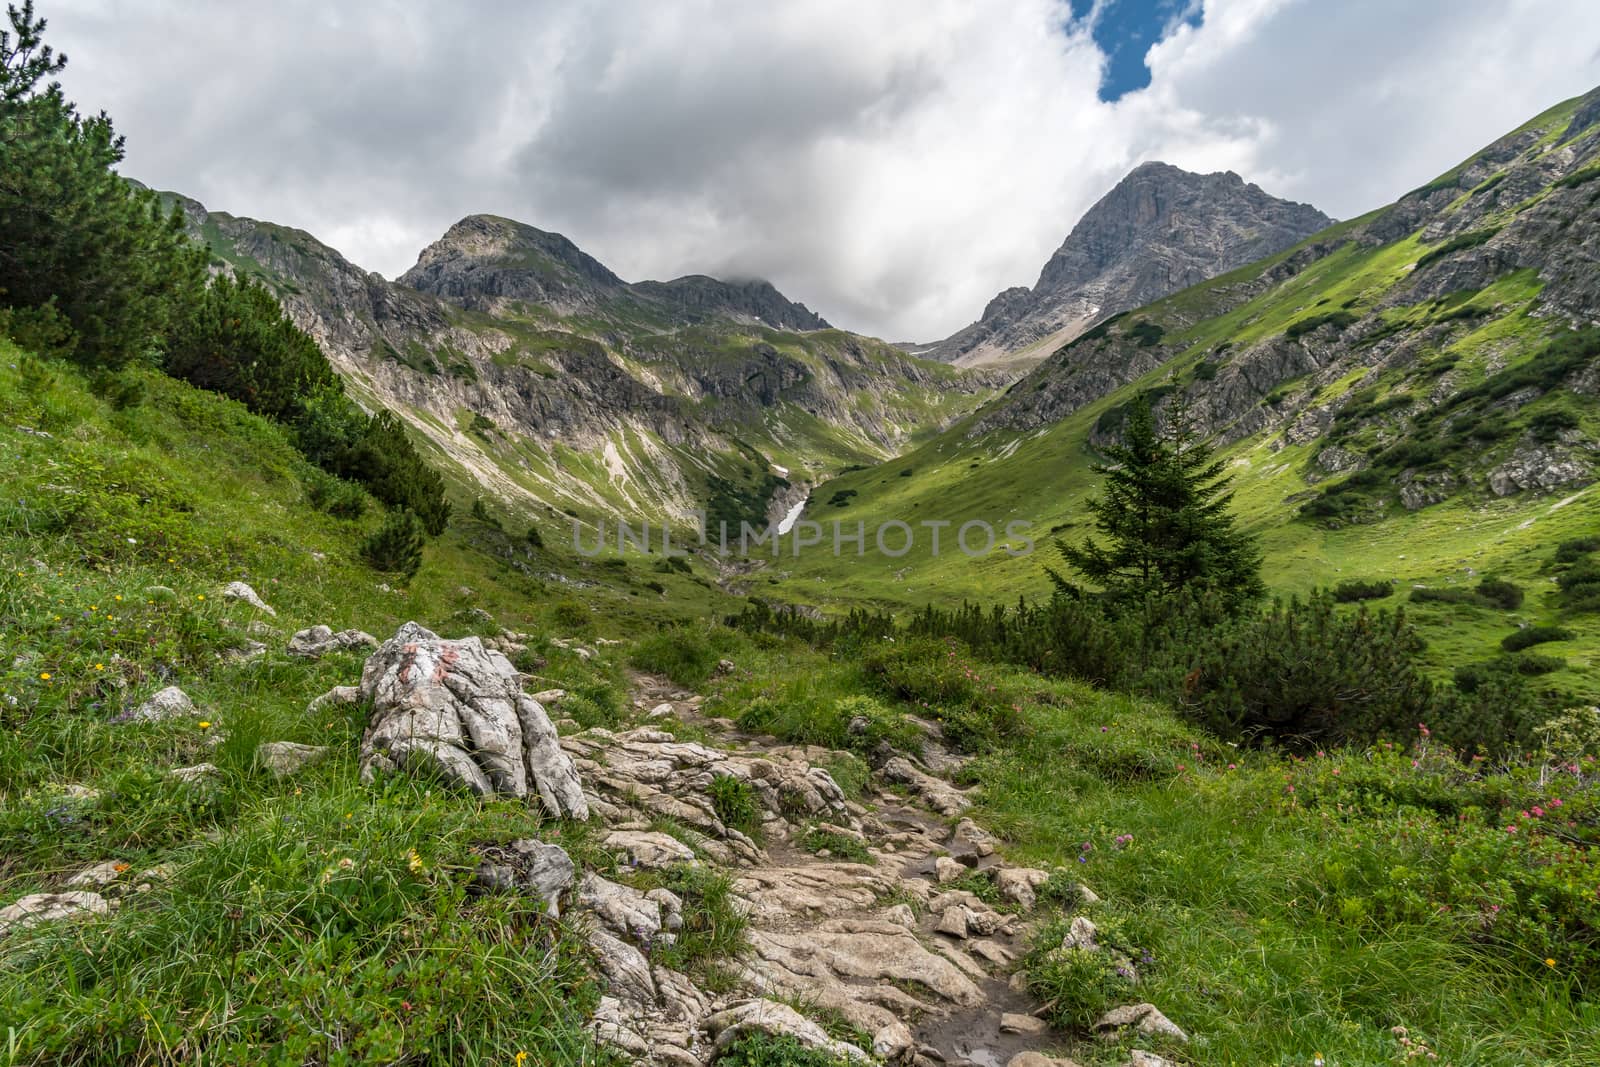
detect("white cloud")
(43, 0), (1600, 340)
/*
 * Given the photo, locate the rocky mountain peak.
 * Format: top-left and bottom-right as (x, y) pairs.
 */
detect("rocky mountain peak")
(924, 162), (1332, 369)
(631, 274), (831, 331)
(398, 214), (625, 311)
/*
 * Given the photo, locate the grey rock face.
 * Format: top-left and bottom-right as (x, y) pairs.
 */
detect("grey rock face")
(924, 162), (1331, 366)
(1487, 446), (1592, 496)
(343, 622), (588, 818)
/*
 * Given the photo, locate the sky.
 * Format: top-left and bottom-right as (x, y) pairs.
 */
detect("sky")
(40, 0), (1600, 341)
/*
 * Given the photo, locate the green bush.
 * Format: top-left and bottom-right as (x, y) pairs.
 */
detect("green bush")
(1179, 593), (1435, 748)
(1501, 625), (1574, 652)
(1476, 577), (1525, 610)
(708, 774), (762, 836)
(1285, 310), (1358, 340)
(1332, 579), (1392, 603)
(360, 509), (424, 579)
(861, 637), (1025, 750)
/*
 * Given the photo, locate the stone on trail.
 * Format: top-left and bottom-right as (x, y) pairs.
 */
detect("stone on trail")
(702, 999), (871, 1062)
(999, 1011), (1050, 1036)
(220, 581), (276, 616)
(335, 622), (588, 818)
(604, 830), (698, 869)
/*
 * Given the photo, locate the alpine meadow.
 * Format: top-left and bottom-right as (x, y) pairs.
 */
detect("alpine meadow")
(6, 3), (1600, 1066)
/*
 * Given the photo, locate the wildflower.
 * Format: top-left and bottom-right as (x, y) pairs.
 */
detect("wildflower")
(1532, 806), (1545, 818)
(338, 857), (354, 870)
(198, 721), (212, 730)
(94, 663), (104, 671)
(1546, 957), (1557, 968)
(515, 1054), (529, 1067)
(1551, 797), (1564, 808)
(196, 594), (204, 601)
(1227, 763), (1237, 770)
(39, 672), (51, 681)
(114, 595), (122, 601)
(1176, 763), (1186, 771)
(407, 849), (425, 873)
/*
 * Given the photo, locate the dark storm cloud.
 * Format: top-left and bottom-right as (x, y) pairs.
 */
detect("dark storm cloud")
(43, 0), (1600, 340)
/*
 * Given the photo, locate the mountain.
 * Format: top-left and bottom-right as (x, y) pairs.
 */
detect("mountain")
(917, 162), (1332, 369)
(398, 214), (831, 330)
(169, 199), (995, 531)
(777, 85), (1600, 697)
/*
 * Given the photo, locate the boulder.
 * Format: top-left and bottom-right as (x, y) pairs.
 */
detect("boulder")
(339, 622), (587, 818)
(873, 1020), (915, 1063)
(879, 756), (970, 816)
(288, 625), (378, 659)
(65, 861), (127, 889)
(220, 581), (276, 616)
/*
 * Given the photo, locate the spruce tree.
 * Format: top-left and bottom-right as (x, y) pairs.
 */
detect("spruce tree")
(1053, 393), (1263, 612)
(0, 2), (205, 367)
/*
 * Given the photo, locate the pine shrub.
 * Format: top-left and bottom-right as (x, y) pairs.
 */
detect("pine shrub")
(361, 509), (424, 578)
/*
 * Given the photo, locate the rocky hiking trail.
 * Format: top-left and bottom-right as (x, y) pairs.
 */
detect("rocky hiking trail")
(2, 614), (1187, 1067)
(539, 661), (1186, 1067)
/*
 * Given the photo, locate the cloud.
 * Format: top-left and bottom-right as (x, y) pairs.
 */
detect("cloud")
(43, 0), (1600, 340)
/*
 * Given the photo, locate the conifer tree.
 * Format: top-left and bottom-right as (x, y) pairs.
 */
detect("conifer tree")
(1052, 392), (1263, 612)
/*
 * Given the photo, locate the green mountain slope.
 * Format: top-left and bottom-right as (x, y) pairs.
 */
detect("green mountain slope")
(771, 86), (1600, 699)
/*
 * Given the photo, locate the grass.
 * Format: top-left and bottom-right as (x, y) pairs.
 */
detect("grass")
(725, 633), (1600, 1065)
(0, 343), (680, 1064)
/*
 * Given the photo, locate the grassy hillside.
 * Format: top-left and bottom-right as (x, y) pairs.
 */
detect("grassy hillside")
(765, 89), (1600, 702)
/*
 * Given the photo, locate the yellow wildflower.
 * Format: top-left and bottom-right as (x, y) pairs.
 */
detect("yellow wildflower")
(94, 663), (104, 671)
(515, 1054), (529, 1067)
(198, 720), (212, 730)
(39, 672), (51, 681)
(407, 849), (425, 873)
(1547, 957), (1558, 968)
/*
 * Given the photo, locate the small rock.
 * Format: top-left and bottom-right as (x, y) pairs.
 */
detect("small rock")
(999, 1012), (1049, 1036)
(647, 702), (675, 720)
(169, 763), (219, 784)
(969, 938), (1014, 966)
(1008, 1053), (1082, 1067)
(1061, 915), (1099, 951)
(883, 903), (917, 927)
(1077, 882), (1101, 905)
(715, 658), (736, 675)
(55, 784), (100, 801)
(255, 741), (328, 778)
(220, 581), (276, 616)
(603, 830), (698, 869)
(953, 818), (997, 857)
(478, 839), (576, 917)
(305, 685), (361, 716)
(645, 887), (684, 931)
(934, 856), (967, 885)
(0, 891), (111, 934)
(65, 861), (127, 889)
(530, 689), (566, 705)
(288, 625), (378, 659)
(227, 640), (267, 662)
(1127, 1053), (1177, 1067)
(995, 866), (1050, 910)
(873, 1020), (915, 1062)
(702, 999), (870, 1062)
(935, 905), (971, 939)
(1094, 1003), (1188, 1044)
(123, 686), (195, 724)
